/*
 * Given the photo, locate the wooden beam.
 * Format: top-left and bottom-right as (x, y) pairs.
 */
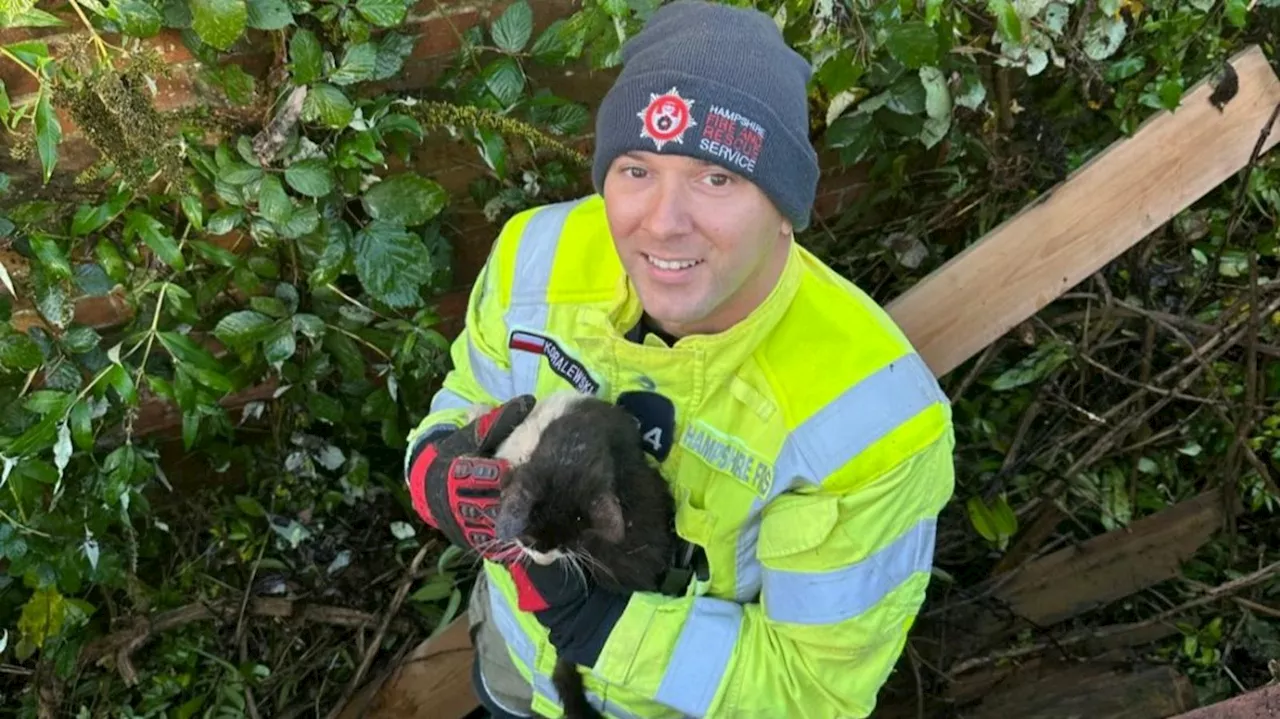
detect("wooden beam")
(951, 661), (1196, 719)
(990, 489), (1230, 626)
(930, 490), (1231, 666)
(886, 45), (1280, 378)
(1171, 683), (1280, 718)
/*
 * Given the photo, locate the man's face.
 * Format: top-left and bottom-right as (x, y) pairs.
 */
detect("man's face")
(601, 151), (792, 338)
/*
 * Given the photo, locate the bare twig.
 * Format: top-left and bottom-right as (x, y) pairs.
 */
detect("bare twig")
(78, 597), (416, 686)
(325, 540), (439, 719)
(950, 558), (1280, 676)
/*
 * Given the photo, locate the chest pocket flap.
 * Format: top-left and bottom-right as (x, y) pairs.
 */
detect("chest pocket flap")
(756, 491), (839, 561)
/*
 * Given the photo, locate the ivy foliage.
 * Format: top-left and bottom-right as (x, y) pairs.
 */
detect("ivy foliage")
(0, 0), (1276, 714)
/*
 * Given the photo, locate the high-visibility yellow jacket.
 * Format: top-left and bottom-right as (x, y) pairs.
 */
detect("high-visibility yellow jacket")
(405, 194), (955, 718)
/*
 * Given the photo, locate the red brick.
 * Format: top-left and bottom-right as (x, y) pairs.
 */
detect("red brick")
(0, 60), (42, 100)
(409, 9), (482, 60)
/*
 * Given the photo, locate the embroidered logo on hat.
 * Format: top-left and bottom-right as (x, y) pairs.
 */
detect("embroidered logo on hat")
(638, 87), (696, 151)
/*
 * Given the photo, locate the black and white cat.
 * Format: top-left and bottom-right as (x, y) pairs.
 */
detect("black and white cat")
(476, 391), (677, 719)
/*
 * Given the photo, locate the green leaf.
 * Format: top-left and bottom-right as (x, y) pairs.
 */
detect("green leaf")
(955, 68), (987, 110)
(214, 310), (274, 348)
(158, 331), (225, 372)
(95, 241), (128, 282)
(263, 322), (296, 364)
(1105, 56), (1146, 83)
(966, 496), (999, 543)
(32, 266), (72, 330)
(7, 7), (66, 28)
(991, 341), (1072, 391)
(236, 495), (266, 517)
(330, 42), (378, 85)
(377, 113), (423, 141)
(124, 211), (185, 271)
(919, 66), (951, 148)
(257, 174), (293, 225)
(883, 21), (939, 69)
(61, 326), (100, 354)
(491, 0), (533, 53)
(529, 19), (572, 63)
(35, 89), (61, 184)
(362, 173), (448, 226)
(352, 220), (431, 308)
(1225, 0), (1249, 27)
(190, 0), (247, 50)
(246, 0), (292, 29)
(250, 295), (289, 318)
(180, 194), (204, 232)
(354, 0), (406, 28)
(302, 84), (354, 129)
(373, 32), (416, 80)
(292, 313), (325, 340)
(108, 0), (163, 37)
(987, 0), (1022, 44)
(284, 159), (334, 198)
(289, 28), (323, 84)
(1083, 15), (1126, 60)
(0, 334), (42, 371)
(74, 264), (112, 296)
(70, 400), (93, 450)
(30, 234), (71, 279)
(480, 56), (526, 107)
(206, 207), (244, 235)
(18, 587), (66, 650)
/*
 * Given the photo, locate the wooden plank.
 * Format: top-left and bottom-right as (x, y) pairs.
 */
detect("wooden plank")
(928, 490), (1229, 666)
(334, 616), (478, 719)
(954, 660), (1196, 719)
(885, 44), (1280, 378)
(1171, 683), (1280, 718)
(990, 489), (1229, 626)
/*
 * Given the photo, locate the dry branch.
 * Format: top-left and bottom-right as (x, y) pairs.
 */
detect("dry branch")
(948, 558), (1280, 676)
(78, 597), (416, 686)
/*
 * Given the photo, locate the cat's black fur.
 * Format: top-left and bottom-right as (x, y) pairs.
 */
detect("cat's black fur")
(494, 394), (677, 719)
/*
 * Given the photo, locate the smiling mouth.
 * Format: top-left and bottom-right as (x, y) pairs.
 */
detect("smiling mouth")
(643, 253), (704, 271)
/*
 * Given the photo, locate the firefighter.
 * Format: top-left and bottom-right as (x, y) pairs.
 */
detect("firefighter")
(404, 1), (956, 716)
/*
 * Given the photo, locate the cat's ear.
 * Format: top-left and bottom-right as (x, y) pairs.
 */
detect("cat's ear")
(497, 473), (535, 542)
(589, 493), (624, 544)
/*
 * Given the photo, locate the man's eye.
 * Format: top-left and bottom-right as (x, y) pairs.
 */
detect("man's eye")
(705, 173), (730, 186)
(623, 166), (647, 178)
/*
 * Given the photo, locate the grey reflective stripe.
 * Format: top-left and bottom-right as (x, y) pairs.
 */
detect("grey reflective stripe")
(470, 337), (514, 402)
(402, 420), (460, 477)
(653, 598), (743, 716)
(429, 387), (473, 415)
(763, 516), (936, 624)
(733, 351), (945, 602)
(504, 198), (586, 396)
(488, 581), (537, 667)
(486, 583), (646, 719)
(733, 520), (763, 602)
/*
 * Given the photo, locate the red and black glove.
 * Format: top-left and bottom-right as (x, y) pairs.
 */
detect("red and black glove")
(405, 395), (536, 561)
(510, 560), (630, 668)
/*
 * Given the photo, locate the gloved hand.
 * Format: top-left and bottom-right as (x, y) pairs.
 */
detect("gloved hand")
(405, 394), (536, 562)
(510, 559), (630, 667)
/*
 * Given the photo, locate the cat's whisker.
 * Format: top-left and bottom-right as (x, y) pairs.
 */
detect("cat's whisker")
(573, 548), (617, 585)
(562, 550), (589, 590)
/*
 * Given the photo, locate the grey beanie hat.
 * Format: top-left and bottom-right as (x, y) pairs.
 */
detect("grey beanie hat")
(591, 0), (820, 231)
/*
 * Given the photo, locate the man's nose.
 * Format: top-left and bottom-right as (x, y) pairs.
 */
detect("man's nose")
(640, 180), (694, 239)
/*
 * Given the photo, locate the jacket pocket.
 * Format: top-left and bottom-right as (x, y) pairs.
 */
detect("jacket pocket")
(756, 492), (839, 562)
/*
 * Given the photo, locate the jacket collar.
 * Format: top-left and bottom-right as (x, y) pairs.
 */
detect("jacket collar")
(582, 238), (803, 407)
